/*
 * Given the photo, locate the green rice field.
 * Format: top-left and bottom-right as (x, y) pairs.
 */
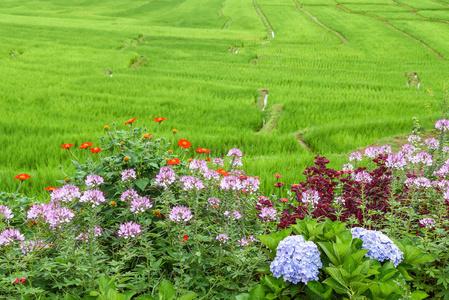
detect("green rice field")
(1, 0), (449, 199)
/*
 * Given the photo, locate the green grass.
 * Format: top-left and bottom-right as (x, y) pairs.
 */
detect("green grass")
(1, 0), (449, 200)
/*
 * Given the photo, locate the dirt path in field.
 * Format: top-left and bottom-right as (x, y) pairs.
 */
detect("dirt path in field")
(253, 0), (275, 38)
(297, 134), (314, 153)
(429, 0), (449, 7)
(332, 0), (445, 61)
(291, 0), (348, 45)
(389, 0), (449, 25)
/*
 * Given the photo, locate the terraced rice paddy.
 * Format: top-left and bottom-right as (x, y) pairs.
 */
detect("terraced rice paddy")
(1, 0), (449, 198)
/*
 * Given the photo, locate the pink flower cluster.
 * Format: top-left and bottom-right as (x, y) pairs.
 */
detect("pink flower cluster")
(121, 169), (136, 182)
(169, 206), (193, 223)
(80, 189), (106, 207)
(0, 228), (25, 246)
(118, 221), (141, 239)
(0, 205), (14, 221)
(180, 175), (204, 191)
(20, 240), (51, 254)
(51, 184), (81, 203)
(155, 167), (176, 189)
(85, 174), (104, 188)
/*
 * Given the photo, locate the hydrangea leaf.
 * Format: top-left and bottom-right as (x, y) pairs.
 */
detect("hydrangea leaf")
(324, 267), (348, 288)
(250, 285), (266, 300)
(177, 292), (198, 300)
(348, 281), (369, 295)
(322, 277), (347, 294)
(318, 241), (339, 265)
(158, 280), (175, 300)
(408, 291), (429, 300)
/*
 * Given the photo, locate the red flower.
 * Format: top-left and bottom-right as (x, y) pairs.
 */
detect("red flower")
(44, 187), (57, 191)
(195, 148), (203, 154)
(143, 134), (152, 140)
(206, 157), (210, 162)
(91, 147), (101, 153)
(280, 198), (289, 203)
(14, 278), (26, 284)
(125, 118), (136, 125)
(154, 117), (166, 122)
(167, 158), (180, 165)
(178, 139), (191, 149)
(15, 174), (30, 180)
(61, 143), (73, 149)
(274, 182), (284, 188)
(274, 174), (282, 179)
(217, 169), (229, 176)
(182, 235), (189, 242)
(79, 142), (93, 149)
(202, 148), (210, 153)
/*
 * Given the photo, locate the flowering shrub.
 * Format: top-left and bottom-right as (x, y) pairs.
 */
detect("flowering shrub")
(270, 235), (322, 284)
(351, 227), (403, 267)
(0, 120), (280, 299)
(0, 118), (445, 299)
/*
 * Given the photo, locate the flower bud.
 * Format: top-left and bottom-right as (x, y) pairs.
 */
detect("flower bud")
(123, 156), (130, 162)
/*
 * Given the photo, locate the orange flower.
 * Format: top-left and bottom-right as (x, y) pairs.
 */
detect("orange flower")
(28, 203), (34, 207)
(188, 158), (194, 162)
(65, 177), (70, 183)
(79, 142), (93, 149)
(61, 143), (73, 149)
(154, 210), (161, 217)
(167, 158), (180, 165)
(125, 118), (136, 125)
(202, 148), (211, 153)
(154, 117), (166, 122)
(195, 148), (203, 154)
(44, 187), (57, 191)
(172, 129), (178, 133)
(123, 156), (130, 162)
(178, 139), (191, 149)
(104, 125), (110, 130)
(143, 134), (152, 140)
(167, 150), (173, 153)
(217, 169), (229, 176)
(110, 201), (117, 207)
(91, 147), (101, 153)
(15, 174), (30, 180)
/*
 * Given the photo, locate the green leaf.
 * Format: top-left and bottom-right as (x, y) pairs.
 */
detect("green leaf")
(250, 285), (266, 300)
(99, 275), (115, 295)
(123, 292), (136, 300)
(133, 296), (155, 300)
(325, 267), (347, 288)
(348, 282), (369, 294)
(408, 291), (429, 300)
(343, 255), (356, 273)
(323, 278), (347, 294)
(333, 243), (351, 263)
(318, 242), (339, 265)
(265, 293), (277, 300)
(397, 266), (413, 281)
(64, 296), (80, 300)
(158, 279), (175, 300)
(235, 294), (251, 300)
(256, 263), (272, 274)
(135, 178), (150, 191)
(177, 292), (197, 300)
(307, 281), (325, 296)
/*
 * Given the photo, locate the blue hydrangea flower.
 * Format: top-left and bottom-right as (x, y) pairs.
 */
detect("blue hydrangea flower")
(351, 227), (403, 267)
(270, 235), (322, 285)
